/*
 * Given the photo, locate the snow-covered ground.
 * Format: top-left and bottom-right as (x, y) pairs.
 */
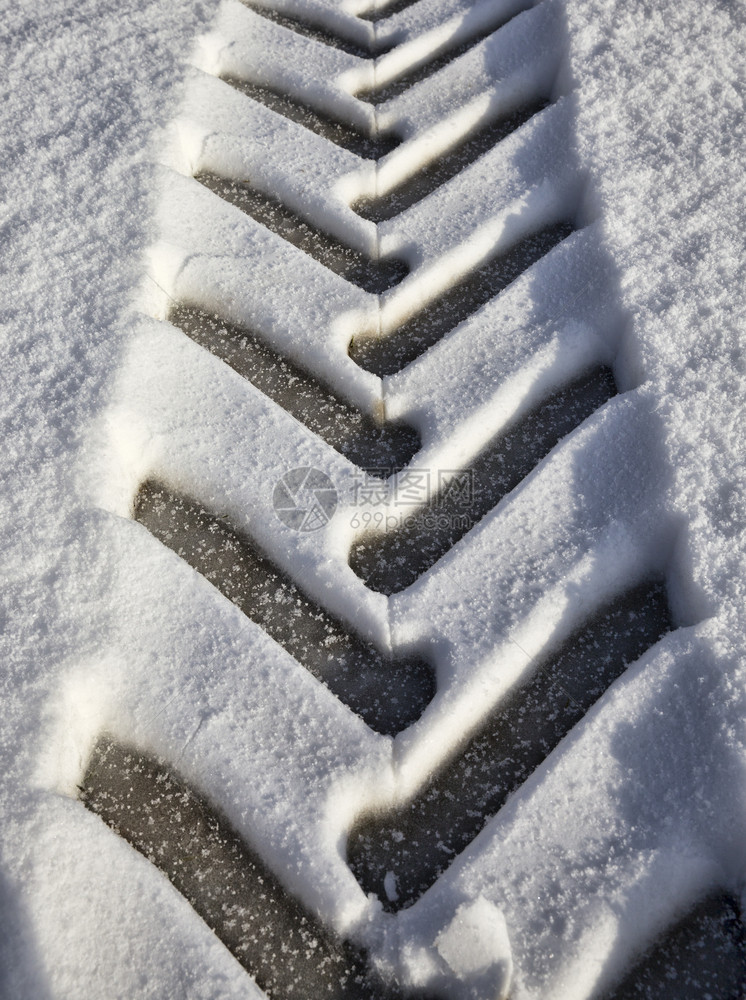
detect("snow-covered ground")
(1, 0), (745, 996)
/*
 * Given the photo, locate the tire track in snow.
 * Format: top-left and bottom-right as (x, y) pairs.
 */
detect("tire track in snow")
(169, 304), (420, 471)
(134, 481), (435, 736)
(78, 1), (733, 996)
(81, 738), (428, 1000)
(348, 580), (673, 910)
(602, 894), (746, 1000)
(167, 16), (607, 587)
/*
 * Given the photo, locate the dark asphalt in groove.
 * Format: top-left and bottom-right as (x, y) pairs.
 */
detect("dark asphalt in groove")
(169, 305), (421, 473)
(222, 76), (401, 159)
(134, 482), (436, 737)
(242, 3), (386, 58)
(354, 100), (549, 223)
(602, 894), (746, 1000)
(358, 0), (421, 23)
(195, 172), (409, 294)
(80, 738), (436, 1000)
(350, 222), (575, 376)
(350, 366), (618, 594)
(347, 581), (673, 911)
(356, 15), (526, 106)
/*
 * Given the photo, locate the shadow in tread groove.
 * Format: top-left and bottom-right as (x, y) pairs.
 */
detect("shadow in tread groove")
(135, 483), (435, 736)
(351, 366), (617, 594)
(350, 222), (574, 376)
(242, 2), (385, 57)
(603, 894), (746, 1000)
(195, 172), (408, 294)
(347, 580), (673, 911)
(222, 76), (401, 160)
(354, 100), (549, 223)
(358, 0), (422, 23)
(170, 305), (420, 472)
(243, 0), (521, 104)
(80, 738), (428, 1000)
(356, 14), (525, 106)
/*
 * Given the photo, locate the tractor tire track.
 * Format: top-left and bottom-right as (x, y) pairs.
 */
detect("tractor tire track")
(78, 1), (736, 997)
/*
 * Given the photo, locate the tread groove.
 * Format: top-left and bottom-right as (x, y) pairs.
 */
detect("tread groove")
(602, 894), (746, 1000)
(350, 366), (618, 594)
(351, 222), (574, 376)
(347, 581), (673, 911)
(241, 2), (382, 57)
(354, 100), (549, 222)
(222, 76), (401, 159)
(195, 171), (409, 293)
(170, 304), (421, 472)
(356, 15), (523, 105)
(81, 738), (419, 1000)
(134, 482), (435, 736)
(358, 0), (422, 23)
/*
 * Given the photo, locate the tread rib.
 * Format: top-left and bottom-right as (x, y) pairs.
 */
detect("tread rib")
(135, 482), (435, 736)
(195, 172), (408, 293)
(81, 738), (421, 1000)
(170, 305), (420, 472)
(347, 581), (673, 911)
(350, 366), (618, 594)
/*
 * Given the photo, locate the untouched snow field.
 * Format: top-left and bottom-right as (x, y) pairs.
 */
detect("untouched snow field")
(1, 0), (745, 997)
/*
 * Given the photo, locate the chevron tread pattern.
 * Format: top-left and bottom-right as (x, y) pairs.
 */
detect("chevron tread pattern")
(79, 0), (744, 997)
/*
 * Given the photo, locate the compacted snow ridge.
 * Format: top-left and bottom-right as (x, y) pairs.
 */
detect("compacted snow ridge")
(3, 0), (746, 996)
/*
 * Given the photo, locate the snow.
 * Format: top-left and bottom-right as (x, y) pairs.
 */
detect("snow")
(1, 0), (746, 996)
(171, 71), (378, 252)
(435, 897), (512, 985)
(197, 3), (376, 128)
